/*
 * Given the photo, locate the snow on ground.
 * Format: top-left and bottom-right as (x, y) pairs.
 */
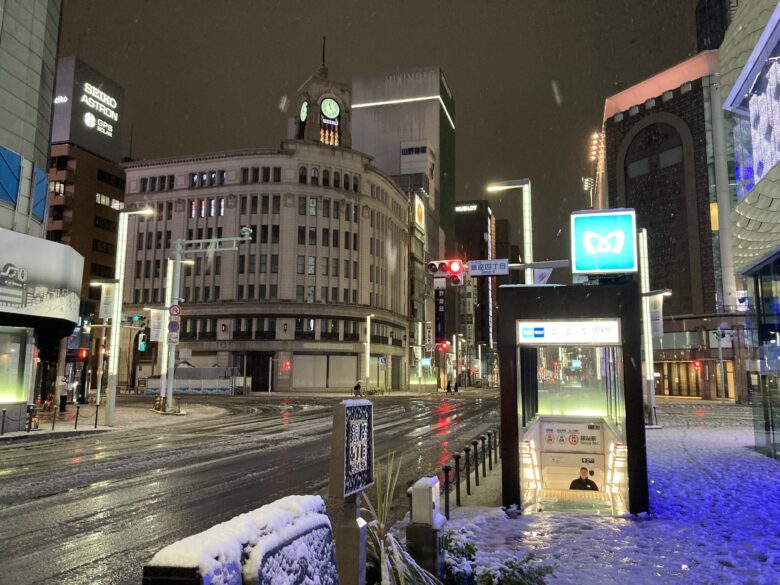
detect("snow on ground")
(439, 409), (780, 584)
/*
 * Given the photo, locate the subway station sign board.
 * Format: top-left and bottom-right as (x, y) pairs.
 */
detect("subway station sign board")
(571, 209), (637, 274)
(516, 319), (621, 346)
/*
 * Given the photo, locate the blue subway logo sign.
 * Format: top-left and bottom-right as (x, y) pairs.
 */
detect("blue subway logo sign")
(571, 209), (637, 274)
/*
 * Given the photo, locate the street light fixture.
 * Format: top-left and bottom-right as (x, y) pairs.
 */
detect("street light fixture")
(105, 207), (153, 426)
(89, 278), (119, 407)
(486, 179), (533, 284)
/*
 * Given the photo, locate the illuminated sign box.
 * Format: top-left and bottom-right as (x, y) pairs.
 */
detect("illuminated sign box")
(571, 209), (637, 274)
(516, 319), (621, 346)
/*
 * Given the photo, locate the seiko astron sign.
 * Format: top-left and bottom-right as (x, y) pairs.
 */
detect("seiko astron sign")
(51, 57), (124, 163)
(570, 209), (638, 274)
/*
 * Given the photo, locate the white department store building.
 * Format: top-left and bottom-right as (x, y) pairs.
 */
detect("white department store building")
(121, 65), (410, 392)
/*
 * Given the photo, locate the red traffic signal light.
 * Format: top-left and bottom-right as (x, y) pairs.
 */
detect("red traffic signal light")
(438, 341), (450, 352)
(448, 259), (463, 274)
(76, 348), (89, 360)
(693, 360), (702, 372)
(282, 360), (292, 372)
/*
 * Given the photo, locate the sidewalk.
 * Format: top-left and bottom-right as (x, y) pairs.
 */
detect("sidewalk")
(0, 398), (226, 443)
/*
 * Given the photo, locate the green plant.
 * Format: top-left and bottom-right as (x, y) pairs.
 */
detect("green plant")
(362, 454), (442, 584)
(475, 555), (554, 585)
(443, 530), (477, 585)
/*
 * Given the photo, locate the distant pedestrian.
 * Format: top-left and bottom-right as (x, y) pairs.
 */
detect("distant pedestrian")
(446, 380), (452, 394)
(454, 381), (459, 393)
(353, 380), (362, 397)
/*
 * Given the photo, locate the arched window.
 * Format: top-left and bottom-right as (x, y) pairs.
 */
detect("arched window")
(311, 168), (319, 186)
(333, 172), (341, 189)
(353, 176), (359, 193)
(344, 174), (350, 190)
(299, 166), (307, 185)
(322, 170), (330, 187)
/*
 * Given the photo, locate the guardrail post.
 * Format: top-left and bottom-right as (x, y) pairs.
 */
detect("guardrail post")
(1, 409), (5, 435)
(463, 446), (472, 495)
(94, 404), (100, 428)
(487, 431), (494, 470)
(480, 435), (487, 477)
(472, 440), (480, 487)
(74, 405), (80, 430)
(453, 453), (462, 506)
(442, 464), (451, 520)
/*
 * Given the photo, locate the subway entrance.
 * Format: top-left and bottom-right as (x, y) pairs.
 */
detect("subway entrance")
(498, 282), (649, 516)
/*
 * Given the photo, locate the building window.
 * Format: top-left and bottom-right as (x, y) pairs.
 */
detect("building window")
(259, 255), (267, 273)
(334, 201), (340, 219)
(308, 197), (317, 216)
(344, 174), (350, 190)
(241, 168), (249, 183)
(353, 233), (358, 250)
(332, 229), (339, 247)
(311, 168), (319, 186)
(271, 255), (278, 273)
(165, 231), (171, 248)
(261, 195), (269, 213)
(344, 259), (350, 278)
(240, 195), (247, 215)
(343, 289), (349, 303)
(307, 256), (316, 275)
(137, 232), (144, 250)
(141, 178), (148, 192)
(272, 225), (279, 243)
(259, 284), (266, 299)
(296, 285), (304, 302)
(297, 255), (305, 274)
(323, 199), (330, 217)
(215, 256), (221, 275)
(262, 225), (269, 243)
(332, 258), (339, 277)
(353, 260), (358, 279)
(323, 170), (330, 187)
(353, 204), (359, 222)
(200, 200), (206, 217)
(321, 257), (329, 275)
(308, 227), (316, 245)
(251, 195), (258, 214)
(272, 195), (280, 214)
(299, 166), (307, 184)
(273, 167), (281, 182)
(219, 197), (225, 216)
(333, 172), (340, 189)
(322, 228), (329, 246)
(298, 196), (306, 215)
(306, 286), (315, 303)
(248, 254), (256, 273)
(298, 226), (306, 245)
(238, 255), (246, 274)
(214, 286), (220, 300)
(352, 289), (357, 304)
(191, 200), (197, 218)
(344, 231), (350, 249)
(321, 287), (328, 302)
(332, 287), (338, 303)
(270, 284), (278, 299)
(252, 167), (260, 183)
(262, 167), (270, 182)
(353, 176), (359, 193)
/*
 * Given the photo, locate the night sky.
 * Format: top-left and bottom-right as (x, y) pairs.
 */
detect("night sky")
(60, 0), (697, 263)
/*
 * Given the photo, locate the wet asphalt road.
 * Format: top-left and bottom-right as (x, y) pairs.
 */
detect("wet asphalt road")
(0, 393), (498, 585)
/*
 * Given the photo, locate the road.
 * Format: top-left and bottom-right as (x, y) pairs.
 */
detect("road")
(0, 393), (498, 584)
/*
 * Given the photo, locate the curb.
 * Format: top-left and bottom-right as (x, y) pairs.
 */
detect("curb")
(0, 428), (111, 445)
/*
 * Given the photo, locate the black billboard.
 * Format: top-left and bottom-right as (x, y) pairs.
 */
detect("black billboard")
(51, 57), (124, 163)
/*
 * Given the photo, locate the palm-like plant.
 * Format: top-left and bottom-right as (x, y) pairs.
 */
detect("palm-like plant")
(362, 454), (442, 585)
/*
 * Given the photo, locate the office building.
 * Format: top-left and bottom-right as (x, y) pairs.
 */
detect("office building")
(352, 68), (456, 386)
(0, 1), (85, 428)
(602, 50), (747, 401)
(720, 1), (780, 455)
(122, 64), (410, 392)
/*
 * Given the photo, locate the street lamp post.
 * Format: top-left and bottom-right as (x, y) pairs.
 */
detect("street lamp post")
(486, 179), (533, 283)
(365, 314), (374, 393)
(163, 232), (252, 413)
(106, 208), (154, 426)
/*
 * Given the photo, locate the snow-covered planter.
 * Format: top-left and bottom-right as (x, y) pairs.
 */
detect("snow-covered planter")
(144, 495), (338, 584)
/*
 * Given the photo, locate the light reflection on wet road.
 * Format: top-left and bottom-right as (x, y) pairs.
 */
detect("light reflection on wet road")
(0, 394), (498, 584)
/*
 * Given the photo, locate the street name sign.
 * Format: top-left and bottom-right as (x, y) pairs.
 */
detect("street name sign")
(467, 259), (509, 276)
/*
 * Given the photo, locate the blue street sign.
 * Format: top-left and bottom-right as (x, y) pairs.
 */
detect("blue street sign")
(571, 209), (637, 274)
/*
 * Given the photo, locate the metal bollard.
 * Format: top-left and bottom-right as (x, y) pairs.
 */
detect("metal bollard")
(480, 435), (487, 477)
(487, 431), (494, 470)
(94, 404), (100, 428)
(464, 447), (472, 495)
(495, 428), (500, 460)
(442, 464), (452, 520)
(26, 408), (32, 433)
(74, 405), (80, 430)
(472, 440), (480, 487)
(1, 409), (5, 435)
(407, 486), (413, 518)
(453, 453), (462, 507)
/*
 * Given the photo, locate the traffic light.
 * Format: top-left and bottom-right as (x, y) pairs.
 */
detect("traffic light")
(438, 340), (450, 352)
(426, 259), (465, 286)
(138, 333), (147, 352)
(76, 348), (89, 360)
(693, 359), (702, 372)
(447, 259), (464, 286)
(282, 359), (292, 372)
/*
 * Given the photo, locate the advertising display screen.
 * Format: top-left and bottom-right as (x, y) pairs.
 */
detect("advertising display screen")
(571, 210), (637, 274)
(51, 57), (124, 163)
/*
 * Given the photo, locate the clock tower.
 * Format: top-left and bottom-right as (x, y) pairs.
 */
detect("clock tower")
(292, 59), (352, 149)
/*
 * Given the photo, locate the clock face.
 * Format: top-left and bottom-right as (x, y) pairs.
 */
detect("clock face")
(320, 98), (340, 119)
(300, 101), (308, 122)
